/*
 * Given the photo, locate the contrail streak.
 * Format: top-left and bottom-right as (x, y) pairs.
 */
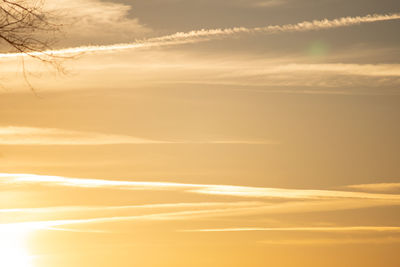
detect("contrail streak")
(0, 13), (399, 58)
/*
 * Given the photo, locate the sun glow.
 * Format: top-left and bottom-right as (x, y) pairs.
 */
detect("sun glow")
(0, 227), (33, 267)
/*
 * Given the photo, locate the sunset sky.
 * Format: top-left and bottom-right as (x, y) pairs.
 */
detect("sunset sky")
(1, 0), (400, 266)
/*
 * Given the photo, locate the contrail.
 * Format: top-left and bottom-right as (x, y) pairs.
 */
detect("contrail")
(0, 12), (399, 59)
(150, 12), (400, 41)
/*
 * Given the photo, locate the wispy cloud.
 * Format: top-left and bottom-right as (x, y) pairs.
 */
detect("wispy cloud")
(0, 126), (169, 145)
(259, 237), (400, 245)
(252, 0), (286, 7)
(2, 174), (399, 234)
(1, 176), (400, 233)
(347, 183), (400, 192)
(235, 63), (400, 77)
(0, 201), (261, 214)
(183, 226), (400, 232)
(0, 12), (398, 58)
(1, 199), (396, 227)
(0, 126), (275, 145)
(2, 201), (400, 233)
(44, 0), (150, 46)
(3, 46), (399, 95)
(189, 184), (400, 200)
(0, 207), (270, 232)
(234, 0), (287, 8)
(1, 173), (400, 201)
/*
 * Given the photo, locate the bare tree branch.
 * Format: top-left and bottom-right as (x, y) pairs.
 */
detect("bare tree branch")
(0, 0), (68, 93)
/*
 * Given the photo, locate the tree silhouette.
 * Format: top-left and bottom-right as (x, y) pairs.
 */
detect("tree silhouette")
(0, 0), (66, 93)
(0, 0), (60, 64)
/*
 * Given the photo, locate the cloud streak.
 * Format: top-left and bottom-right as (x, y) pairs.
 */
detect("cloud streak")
(0, 201), (261, 214)
(4, 211), (400, 236)
(184, 226), (400, 232)
(347, 183), (400, 192)
(259, 237), (400, 245)
(1, 173), (400, 201)
(1, 174), (400, 233)
(0, 207), (272, 232)
(0, 126), (275, 145)
(0, 12), (398, 58)
(236, 63), (400, 77)
(1, 199), (397, 227)
(0, 126), (170, 145)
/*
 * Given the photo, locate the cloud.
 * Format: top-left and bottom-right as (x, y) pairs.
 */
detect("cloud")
(237, 63), (400, 77)
(347, 183), (400, 192)
(1, 173), (400, 232)
(44, 0), (150, 46)
(1, 199), (397, 227)
(153, 62), (400, 92)
(2, 51), (398, 95)
(0, 201), (261, 214)
(183, 226), (400, 232)
(2, 13), (399, 95)
(189, 184), (400, 200)
(234, 0), (287, 8)
(259, 237), (400, 245)
(151, 0), (288, 8)
(0, 126), (170, 145)
(252, 0), (286, 7)
(119, 13), (400, 44)
(4, 205), (400, 234)
(1, 174), (399, 230)
(0, 202), (275, 229)
(1, 173), (400, 201)
(0, 207), (273, 232)
(1, 12), (399, 58)
(3, 209), (400, 235)
(0, 126), (275, 145)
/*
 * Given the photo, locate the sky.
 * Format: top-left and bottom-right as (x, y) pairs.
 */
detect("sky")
(0, 0), (400, 267)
